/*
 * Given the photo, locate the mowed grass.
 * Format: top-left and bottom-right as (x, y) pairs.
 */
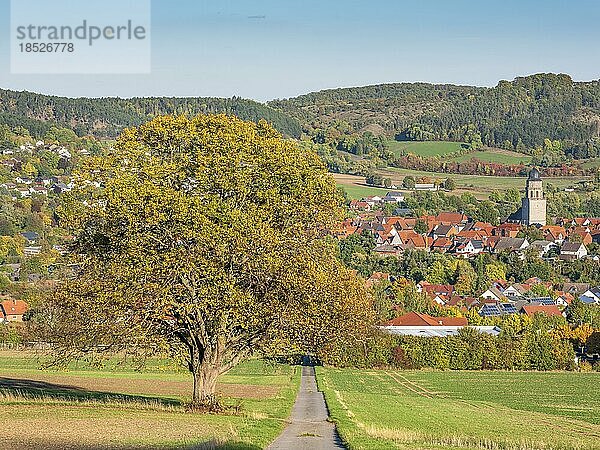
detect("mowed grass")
(0, 351), (299, 449)
(317, 367), (600, 450)
(387, 140), (467, 158)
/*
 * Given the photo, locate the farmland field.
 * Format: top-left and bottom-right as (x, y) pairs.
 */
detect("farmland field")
(334, 174), (394, 199)
(333, 171), (586, 200)
(0, 351), (299, 449)
(581, 158), (600, 169)
(387, 140), (533, 166)
(387, 140), (467, 158)
(382, 168), (584, 198)
(317, 367), (600, 450)
(449, 148), (532, 165)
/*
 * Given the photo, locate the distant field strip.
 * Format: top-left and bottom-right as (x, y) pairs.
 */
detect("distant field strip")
(387, 140), (467, 158)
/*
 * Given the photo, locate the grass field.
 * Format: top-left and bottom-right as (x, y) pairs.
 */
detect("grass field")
(317, 367), (600, 450)
(450, 148), (532, 165)
(387, 141), (467, 158)
(0, 351), (299, 449)
(382, 168), (584, 199)
(580, 158), (600, 169)
(335, 176), (393, 199)
(334, 171), (586, 201)
(386, 141), (532, 166)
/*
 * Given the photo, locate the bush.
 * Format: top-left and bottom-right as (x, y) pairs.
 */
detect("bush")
(324, 328), (576, 371)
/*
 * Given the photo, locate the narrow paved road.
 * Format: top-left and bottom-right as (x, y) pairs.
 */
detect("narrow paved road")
(267, 362), (345, 450)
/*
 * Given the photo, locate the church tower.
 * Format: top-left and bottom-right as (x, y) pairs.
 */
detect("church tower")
(521, 168), (546, 226)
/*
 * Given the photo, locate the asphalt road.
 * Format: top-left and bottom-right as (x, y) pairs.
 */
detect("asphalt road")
(267, 363), (346, 450)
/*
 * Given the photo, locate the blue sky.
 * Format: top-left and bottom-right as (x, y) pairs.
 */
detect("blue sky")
(0, 0), (599, 101)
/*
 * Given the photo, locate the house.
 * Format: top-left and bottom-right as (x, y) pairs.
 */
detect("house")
(418, 282), (454, 297)
(349, 200), (371, 211)
(454, 239), (484, 257)
(23, 246), (42, 256)
(0, 298), (29, 322)
(560, 242), (587, 260)
(374, 244), (404, 256)
(481, 286), (506, 302)
(30, 186), (48, 196)
(555, 292), (574, 307)
(365, 272), (392, 288)
(381, 312), (500, 337)
(562, 283), (590, 295)
(363, 196), (383, 207)
(3, 263), (20, 281)
(414, 183), (437, 191)
(479, 302), (518, 317)
(51, 182), (72, 194)
(529, 240), (557, 257)
(431, 224), (458, 239)
(16, 188), (31, 198)
(493, 223), (521, 238)
(521, 304), (563, 318)
(15, 177), (32, 185)
(435, 211), (468, 225)
(503, 283), (527, 299)
(493, 237), (529, 253)
(21, 231), (40, 245)
(542, 225), (567, 244)
(382, 191), (405, 203)
(580, 287), (600, 304)
(431, 237), (453, 253)
(569, 230), (593, 245)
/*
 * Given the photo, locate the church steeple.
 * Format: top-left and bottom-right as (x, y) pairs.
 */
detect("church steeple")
(526, 168), (544, 200)
(522, 168), (546, 225)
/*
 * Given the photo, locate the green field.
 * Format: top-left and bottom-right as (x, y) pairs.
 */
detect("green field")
(334, 170), (586, 201)
(581, 158), (600, 169)
(318, 367), (600, 450)
(0, 351), (299, 449)
(383, 167), (583, 192)
(387, 140), (467, 158)
(338, 184), (392, 200)
(450, 148), (532, 165)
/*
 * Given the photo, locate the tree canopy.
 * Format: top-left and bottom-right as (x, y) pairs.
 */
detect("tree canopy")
(43, 114), (371, 404)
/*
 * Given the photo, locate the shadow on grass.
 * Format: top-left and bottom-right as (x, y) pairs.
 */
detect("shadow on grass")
(0, 439), (262, 450)
(0, 376), (180, 407)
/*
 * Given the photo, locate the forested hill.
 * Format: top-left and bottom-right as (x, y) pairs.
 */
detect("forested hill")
(269, 73), (600, 154)
(4, 74), (600, 155)
(0, 89), (302, 139)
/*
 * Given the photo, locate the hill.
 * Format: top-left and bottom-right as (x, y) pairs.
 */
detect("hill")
(0, 89), (302, 139)
(269, 73), (600, 158)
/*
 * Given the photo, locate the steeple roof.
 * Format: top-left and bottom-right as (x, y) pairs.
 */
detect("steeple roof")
(528, 168), (541, 180)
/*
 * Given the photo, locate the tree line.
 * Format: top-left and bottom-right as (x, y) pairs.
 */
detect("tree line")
(0, 89), (302, 139)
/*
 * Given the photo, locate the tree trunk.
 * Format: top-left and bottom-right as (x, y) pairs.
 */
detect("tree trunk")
(192, 364), (220, 404)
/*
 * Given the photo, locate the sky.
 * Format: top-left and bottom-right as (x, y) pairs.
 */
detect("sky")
(0, 0), (599, 101)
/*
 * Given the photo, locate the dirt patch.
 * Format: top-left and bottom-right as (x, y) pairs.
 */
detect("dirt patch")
(0, 371), (279, 400)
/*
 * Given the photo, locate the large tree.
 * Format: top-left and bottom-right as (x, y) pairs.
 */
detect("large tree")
(46, 114), (371, 404)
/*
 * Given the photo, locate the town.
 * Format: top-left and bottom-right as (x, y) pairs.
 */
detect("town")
(1, 3), (600, 443)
